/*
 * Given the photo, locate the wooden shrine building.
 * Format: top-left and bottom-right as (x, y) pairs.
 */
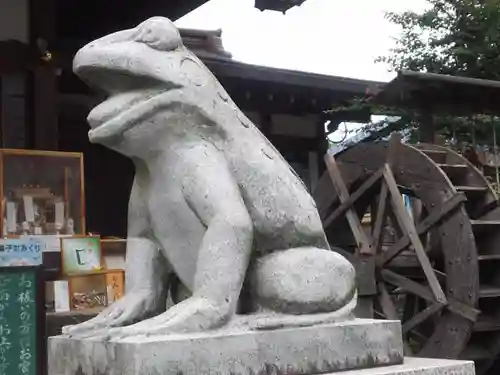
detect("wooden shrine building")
(0, 0), (383, 237)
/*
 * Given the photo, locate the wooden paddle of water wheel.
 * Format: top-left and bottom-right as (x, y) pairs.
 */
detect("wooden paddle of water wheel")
(313, 135), (500, 374)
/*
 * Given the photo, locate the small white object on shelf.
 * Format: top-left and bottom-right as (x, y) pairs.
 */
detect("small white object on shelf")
(55, 201), (65, 228)
(66, 218), (75, 235)
(55, 222), (63, 235)
(21, 221), (30, 235)
(23, 195), (35, 222)
(6, 201), (17, 233)
(53, 280), (71, 313)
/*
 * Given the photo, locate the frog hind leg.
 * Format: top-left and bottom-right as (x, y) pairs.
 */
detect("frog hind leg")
(248, 246), (356, 317)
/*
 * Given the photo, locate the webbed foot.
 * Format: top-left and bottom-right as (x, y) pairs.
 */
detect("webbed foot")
(62, 290), (164, 338)
(85, 296), (232, 341)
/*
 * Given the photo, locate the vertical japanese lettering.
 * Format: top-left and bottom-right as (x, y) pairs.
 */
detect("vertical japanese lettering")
(0, 275), (11, 375)
(0, 271), (35, 375)
(18, 274), (33, 374)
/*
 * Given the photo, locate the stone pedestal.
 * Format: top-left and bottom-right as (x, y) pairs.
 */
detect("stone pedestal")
(48, 318), (474, 375)
(342, 358), (475, 375)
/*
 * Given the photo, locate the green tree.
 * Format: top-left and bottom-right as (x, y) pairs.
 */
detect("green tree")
(377, 0), (500, 146)
(330, 0), (500, 149)
(378, 0), (500, 79)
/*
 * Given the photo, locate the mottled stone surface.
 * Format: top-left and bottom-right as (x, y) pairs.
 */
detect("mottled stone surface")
(340, 358), (475, 375)
(49, 319), (403, 375)
(251, 247), (355, 313)
(63, 15), (357, 340)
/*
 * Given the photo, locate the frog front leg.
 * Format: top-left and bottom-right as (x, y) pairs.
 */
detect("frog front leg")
(108, 143), (253, 338)
(64, 176), (170, 338)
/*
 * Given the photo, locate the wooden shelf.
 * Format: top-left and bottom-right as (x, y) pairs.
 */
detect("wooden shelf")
(101, 238), (126, 254)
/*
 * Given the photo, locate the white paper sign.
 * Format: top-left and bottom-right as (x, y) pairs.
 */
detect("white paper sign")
(54, 280), (71, 313)
(106, 285), (115, 304)
(23, 196), (35, 222)
(20, 234), (70, 252)
(55, 201), (65, 226)
(6, 202), (16, 233)
(0, 237), (43, 266)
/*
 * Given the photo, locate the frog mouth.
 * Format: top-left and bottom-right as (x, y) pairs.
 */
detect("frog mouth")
(75, 66), (181, 143)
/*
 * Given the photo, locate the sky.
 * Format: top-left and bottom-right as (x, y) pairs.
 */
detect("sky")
(175, 0), (430, 143)
(175, 0), (430, 82)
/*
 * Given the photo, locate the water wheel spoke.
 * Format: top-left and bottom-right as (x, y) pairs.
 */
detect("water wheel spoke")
(386, 206), (405, 239)
(447, 299), (479, 323)
(383, 164), (447, 303)
(377, 282), (415, 356)
(323, 168), (383, 228)
(433, 269), (446, 284)
(402, 302), (445, 335)
(380, 269), (434, 302)
(324, 154), (372, 255)
(380, 193), (466, 266)
(384, 268), (479, 323)
(402, 294), (418, 323)
(372, 182), (389, 253)
(392, 287), (408, 295)
(377, 282), (398, 319)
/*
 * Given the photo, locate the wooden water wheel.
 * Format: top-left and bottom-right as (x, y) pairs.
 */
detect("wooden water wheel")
(313, 136), (500, 374)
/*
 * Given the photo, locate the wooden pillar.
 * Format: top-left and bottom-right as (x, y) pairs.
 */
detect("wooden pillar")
(0, 0), (30, 148)
(315, 118), (328, 177)
(308, 151), (319, 192)
(32, 65), (58, 150)
(30, 0), (58, 151)
(419, 110), (435, 143)
(1, 73), (30, 148)
(259, 112), (273, 140)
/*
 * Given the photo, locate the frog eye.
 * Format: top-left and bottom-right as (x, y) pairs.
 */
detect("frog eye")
(134, 17), (182, 51)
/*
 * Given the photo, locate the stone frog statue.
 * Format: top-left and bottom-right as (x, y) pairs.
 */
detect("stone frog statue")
(64, 17), (356, 340)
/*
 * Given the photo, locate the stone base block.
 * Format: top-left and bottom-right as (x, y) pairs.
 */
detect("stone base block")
(48, 318), (403, 375)
(341, 358), (475, 375)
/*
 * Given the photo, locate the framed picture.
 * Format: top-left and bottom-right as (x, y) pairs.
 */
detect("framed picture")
(60, 236), (103, 275)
